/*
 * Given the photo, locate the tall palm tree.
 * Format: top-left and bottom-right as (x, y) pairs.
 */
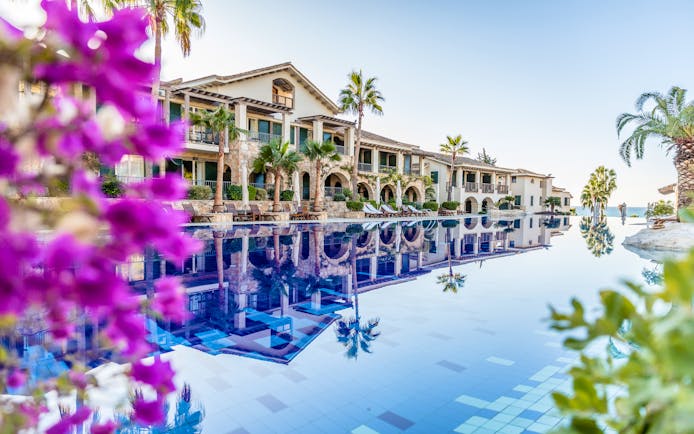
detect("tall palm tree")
(581, 166), (617, 221)
(338, 71), (384, 195)
(118, 0), (206, 97)
(579, 217), (615, 258)
(252, 138), (302, 212)
(190, 106), (245, 212)
(617, 86), (694, 212)
(440, 135), (470, 202)
(303, 140), (341, 212)
(545, 196), (561, 214)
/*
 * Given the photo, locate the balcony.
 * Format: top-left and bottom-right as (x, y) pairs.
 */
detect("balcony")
(379, 164), (396, 174)
(465, 182), (478, 192)
(358, 162), (372, 172)
(481, 183), (494, 194)
(272, 94), (293, 108)
(188, 130), (219, 145)
(194, 179), (233, 192)
(334, 145), (346, 155)
(248, 131), (282, 144)
(325, 186), (343, 197)
(115, 175), (145, 184)
(497, 184), (509, 194)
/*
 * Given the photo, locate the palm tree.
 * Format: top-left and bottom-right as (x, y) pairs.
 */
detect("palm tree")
(338, 71), (384, 195)
(436, 227), (466, 293)
(581, 166), (617, 221)
(252, 138), (302, 212)
(190, 106), (245, 212)
(118, 0), (206, 97)
(68, 0), (119, 19)
(545, 196), (561, 214)
(579, 217), (615, 257)
(497, 195), (516, 210)
(440, 135), (470, 201)
(617, 86), (694, 212)
(303, 140), (341, 212)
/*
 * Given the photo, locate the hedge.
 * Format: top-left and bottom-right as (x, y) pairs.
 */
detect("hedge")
(187, 185), (212, 200)
(346, 201), (364, 211)
(255, 188), (267, 200)
(441, 201), (460, 211)
(280, 190), (294, 201)
(333, 193), (346, 202)
(226, 184), (259, 200)
(423, 201), (439, 211)
(102, 176), (123, 198)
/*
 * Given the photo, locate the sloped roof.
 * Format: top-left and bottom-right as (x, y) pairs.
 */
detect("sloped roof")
(167, 62), (341, 114)
(360, 130), (419, 150)
(552, 186), (573, 198)
(514, 168), (553, 178)
(419, 150), (515, 172)
(658, 183), (676, 195)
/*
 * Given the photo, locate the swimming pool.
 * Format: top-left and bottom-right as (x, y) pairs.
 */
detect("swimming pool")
(4, 216), (657, 433)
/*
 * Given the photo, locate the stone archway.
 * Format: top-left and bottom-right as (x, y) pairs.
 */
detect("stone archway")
(404, 186), (421, 203)
(324, 171), (349, 198)
(301, 172), (310, 200)
(357, 182), (372, 200)
(380, 184), (395, 202)
(481, 197), (494, 213)
(464, 197), (479, 214)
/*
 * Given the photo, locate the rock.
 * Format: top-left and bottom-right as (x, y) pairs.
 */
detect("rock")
(623, 222), (694, 252)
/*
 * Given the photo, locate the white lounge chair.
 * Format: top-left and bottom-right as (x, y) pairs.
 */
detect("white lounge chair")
(380, 204), (401, 216)
(363, 203), (383, 217)
(407, 204), (426, 216)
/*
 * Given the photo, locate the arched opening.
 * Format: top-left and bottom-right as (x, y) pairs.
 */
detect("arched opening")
(482, 216), (493, 228)
(223, 165), (232, 182)
(464, 197), (478, 214)
(380, 185), (395, 203)
(249, 171), (265, 189)
(380, 226), (396, 244)
(324, 172), (347, 198)
(301, 173), (310, 200)
(404, 187), (419, 203)
(464, 217), (478, 229)
(272, 78), (294, 108)
(356, 231), (372, 248)
(324, 233), (348, 260)
(481, 197), (494, 213)
(403, 226), (421, 242)
(357, 182), (370, 200)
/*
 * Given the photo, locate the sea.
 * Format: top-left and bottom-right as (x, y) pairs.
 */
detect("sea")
(574, 206), (647, 218)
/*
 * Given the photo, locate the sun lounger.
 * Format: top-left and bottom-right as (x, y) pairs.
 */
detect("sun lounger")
(380, 204), (401, 217)
(226, 203), (251, 222)
(249, 204), (264, 221)
(363, 203), (383, 217)
(407, 205), (426, 216)
(181, 203), (214, 223)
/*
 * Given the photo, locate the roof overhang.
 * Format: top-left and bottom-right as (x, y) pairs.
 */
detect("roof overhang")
(658, 183), (676, 195)
(296, 115), (354, 128)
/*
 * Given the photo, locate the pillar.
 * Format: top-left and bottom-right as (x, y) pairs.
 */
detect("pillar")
(346, 126), (355, 157)
(375, 177), (381, 203)
(372, 149), (379, 174)
(475, 170), (481, 190)
(223, 102), (230, 153)
(396, 153), (404, 174)
(293, 171), (301, 206)
(234, 102), (247, 141)
(282, 113), (291, 143)
(241, 164), (249, 209)
(394, 253), (402, 277)
(312, 120), (323, 142)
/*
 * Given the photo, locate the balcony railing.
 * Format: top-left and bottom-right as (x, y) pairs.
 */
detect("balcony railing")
(465, 182), (478, 192)
(358, 163), (372, 172)
(481, 183), (494, 194)
(249, 182), (272, 191)
(194, 179), (233, 192)
(188, 130), (219, 145)
(325, 186), (343, 197)
(248, 131), (282, 144)
(272, 94), (293, 108)
(379, 164), (396, 173)
(497, 184), (509, 194)
(334, 145), (346, 155)
(115, 175), (145, 184)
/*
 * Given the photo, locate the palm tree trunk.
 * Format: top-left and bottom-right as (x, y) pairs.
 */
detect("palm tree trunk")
(273, 172), (281, 212)
(352, 113), (363, 196)
(152, 17), (163, 99)
(675, 142), (694, 215)
(213, 148), (225, 212)
(314, 161), (323, 212)
(448, 161), (454, 202)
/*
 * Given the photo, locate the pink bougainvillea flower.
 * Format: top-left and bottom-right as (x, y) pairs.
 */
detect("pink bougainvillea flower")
(131, 357), (176, 395)
(7, 369), (26, 388)
(132, 397), (165, 426)
(151, 277), (189, 323)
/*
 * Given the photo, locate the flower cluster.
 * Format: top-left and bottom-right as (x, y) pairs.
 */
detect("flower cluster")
(0, 1), (200, 432)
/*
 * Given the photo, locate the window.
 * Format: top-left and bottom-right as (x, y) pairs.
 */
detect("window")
(511, 176), (517, 183)
(404, 154), (411, 172)
(169, 103), (181, 121)
(530, 178), (535, 184)
(564, 197), (569, 206)
(272, 122), (282, 137)
(514, 195), (521, 206)
(431, 171), (439, 184)
(323, 132), (333, 143)
(530, 196), (534, 206)
(299, 128), (310, 151)
(513, 219), (521, 229)
(451, 170), (457, 186)
(258, 120), (270, 134)
(529, 218), (533, 228)
(290, 126), (295, 144)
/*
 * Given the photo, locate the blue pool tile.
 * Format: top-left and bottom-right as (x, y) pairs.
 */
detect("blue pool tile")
(519, 409), (544, 420)
(378, 411), (415, 430)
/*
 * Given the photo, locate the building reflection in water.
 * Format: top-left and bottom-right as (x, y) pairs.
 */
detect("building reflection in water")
(0, 216), (571, 375)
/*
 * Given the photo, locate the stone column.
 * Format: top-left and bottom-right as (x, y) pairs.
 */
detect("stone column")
(346, 126), (355, 157)
(241, 163), (249, 209)
(312, 120), (323, 142)
(241, 235), (248, 274)
(282, 113), (291, 143)
(372, 149), (379, 174)
(394, 253), (402, 277)
(234, 103), (247, 140)
(293, 171), (300, 206)
(375, 177), (381, 203)
(396, 153), (404, 174)
(475, 170), (481, 191)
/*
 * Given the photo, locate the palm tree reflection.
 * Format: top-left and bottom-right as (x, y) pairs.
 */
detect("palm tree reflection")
(334, 226), (381, 360)
(579, 216), (615, 257)
(437, 227), (466, 293)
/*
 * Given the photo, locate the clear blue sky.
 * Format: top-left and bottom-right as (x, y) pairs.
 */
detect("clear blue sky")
(3, 0), (694, 205)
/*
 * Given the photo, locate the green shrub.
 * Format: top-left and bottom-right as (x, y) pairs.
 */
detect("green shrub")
(387, 199), (397, 209)
(478, 210), (487, 215)
(187, 185), (212, 200)
(255, 188), (267, 200)
(441, 201), (460, 211)
(646, 200), (674, 218)
(248, 185), (257, 201)
(266, 188), (274, 199)
(101, 176), (123, 198)
(333, 193), (346, 202)
(342, 188), (353, 199)
(423, 201), (439, 211)
(226, 184), (242, 200)
(346, 201), (364, 211)
(368, 200), (379, 209)
(280, 190), (294, 201)
(442, 219), (459, 228)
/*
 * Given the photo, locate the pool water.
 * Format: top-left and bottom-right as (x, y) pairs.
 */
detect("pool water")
(4, 216), (658, 433)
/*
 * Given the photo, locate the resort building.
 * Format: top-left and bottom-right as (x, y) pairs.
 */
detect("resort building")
(509, 168), (554, 213)
(551, 186), (573, 210)
(421, 153), (515, 212)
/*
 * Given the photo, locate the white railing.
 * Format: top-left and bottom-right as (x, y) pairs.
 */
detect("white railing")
(248, 131), (282, 144)
(188, 130), (219, 145)
(497, 185), (509, 194)
(358, 163), (372, 172)
(379, 164), (396, 173)
(194, 180), (233, 192)
(325, 186), (343, 197)
(465, 182), (478, 192)
(115, 175), (145, 184)
(481, 183), (494, 194)
(334, 145), (346, 155)
(272, 94), (293, 108)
